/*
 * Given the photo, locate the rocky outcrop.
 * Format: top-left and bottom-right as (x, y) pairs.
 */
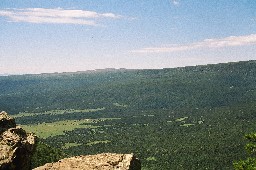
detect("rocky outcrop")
(33, 153), (141, 170)
(0, 111), (37, 170)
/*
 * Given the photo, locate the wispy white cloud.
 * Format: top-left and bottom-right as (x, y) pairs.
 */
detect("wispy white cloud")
(172, 0), (180, 6)
(132, 34), (256, 53)
(0, 8), (122, 26)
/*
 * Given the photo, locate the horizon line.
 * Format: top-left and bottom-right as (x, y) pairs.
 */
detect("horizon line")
(1, 59), (254, 77)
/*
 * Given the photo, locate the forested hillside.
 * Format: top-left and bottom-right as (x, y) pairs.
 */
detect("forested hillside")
(1, 60), (256, 169)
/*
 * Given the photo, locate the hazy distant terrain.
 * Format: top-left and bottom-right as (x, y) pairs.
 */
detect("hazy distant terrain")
(1, 60), (256, 169)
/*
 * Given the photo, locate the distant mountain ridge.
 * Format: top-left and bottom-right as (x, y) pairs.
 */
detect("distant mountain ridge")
(2, 60), (255, 77)
(0, 60), (255, 114)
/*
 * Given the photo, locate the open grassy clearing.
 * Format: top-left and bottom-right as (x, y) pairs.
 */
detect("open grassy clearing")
(62, 142), (83, 149)
(175, 116), (189, 122)
(146, 157), (157, 161)
(21, 118), (117, 139)
(113, 103), (128, 107)
(86, 140), (111, 146)
(13, 108), (105, 118)
(180, 123), (195, 127)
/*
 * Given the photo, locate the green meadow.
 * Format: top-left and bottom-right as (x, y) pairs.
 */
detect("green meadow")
(21, 119), (99, 139)
(13, 108), (105, 118)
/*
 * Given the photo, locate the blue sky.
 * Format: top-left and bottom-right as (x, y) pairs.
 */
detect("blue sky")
(0, 0), (256, 74)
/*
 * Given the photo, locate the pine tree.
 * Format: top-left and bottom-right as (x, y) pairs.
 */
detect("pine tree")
(234, 133), (256, 169)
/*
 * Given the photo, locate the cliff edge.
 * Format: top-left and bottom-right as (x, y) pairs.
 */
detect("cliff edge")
(34, 153), (141, 170)
(0, 111), (37, 170)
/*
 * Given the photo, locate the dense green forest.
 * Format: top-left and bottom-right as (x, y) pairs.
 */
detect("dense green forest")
(1, 60), (256, 169)
(234, 133), (256, 169)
